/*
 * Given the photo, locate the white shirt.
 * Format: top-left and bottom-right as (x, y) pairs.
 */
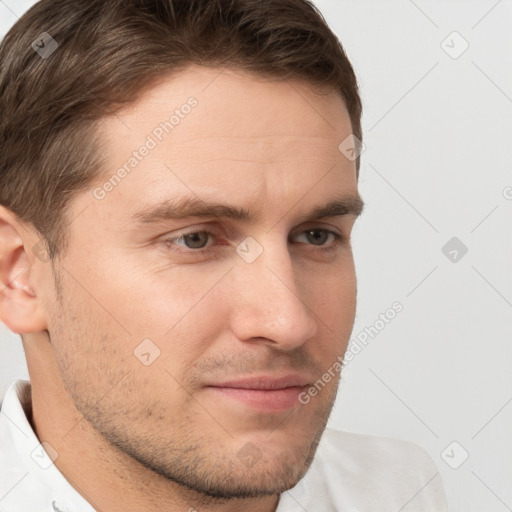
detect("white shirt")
(0, 380), (448, 511)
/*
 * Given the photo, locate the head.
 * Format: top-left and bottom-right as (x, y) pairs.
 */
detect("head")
(0, 0), (363, 502)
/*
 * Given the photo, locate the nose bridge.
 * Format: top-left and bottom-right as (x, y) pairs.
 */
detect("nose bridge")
(230, 234), (318, 349)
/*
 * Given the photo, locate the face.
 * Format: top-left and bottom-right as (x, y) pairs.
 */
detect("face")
(45, 66), (361, 499)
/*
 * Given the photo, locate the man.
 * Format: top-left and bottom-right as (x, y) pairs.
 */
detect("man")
(0, 0), (447, 510)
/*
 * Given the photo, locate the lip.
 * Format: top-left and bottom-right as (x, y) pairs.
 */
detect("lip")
(205, 374), (312, 412)
(209, 374), (312, 390)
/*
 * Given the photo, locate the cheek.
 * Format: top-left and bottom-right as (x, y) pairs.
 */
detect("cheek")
(53, 253), (228, 394)
(310, 261), (357, 325)
(95, 257), (229, 339)
(307, 266), (357, 369)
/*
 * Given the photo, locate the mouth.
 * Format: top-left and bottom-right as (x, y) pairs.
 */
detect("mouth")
(205, 374), (312, 412)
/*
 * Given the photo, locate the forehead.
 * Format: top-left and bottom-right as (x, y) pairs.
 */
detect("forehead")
(95, 65), (353, 158)
(84, 66), (358, 226)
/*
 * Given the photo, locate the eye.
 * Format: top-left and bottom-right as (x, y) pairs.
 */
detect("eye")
(161, 227), (344, 255)
(292, 228), (343, 248)
(167, 230), (213, 250)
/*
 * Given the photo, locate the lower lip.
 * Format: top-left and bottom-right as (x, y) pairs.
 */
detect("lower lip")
(206, 386), (307, 412)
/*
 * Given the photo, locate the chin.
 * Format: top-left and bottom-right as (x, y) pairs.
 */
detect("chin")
(162, 450), (313, 500)
(150, 426), (324, 500)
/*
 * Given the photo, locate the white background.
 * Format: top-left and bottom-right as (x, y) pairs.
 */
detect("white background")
(1, 1), (511, 511)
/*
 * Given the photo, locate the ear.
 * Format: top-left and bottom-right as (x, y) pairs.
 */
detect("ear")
(0, 205), (48, 334)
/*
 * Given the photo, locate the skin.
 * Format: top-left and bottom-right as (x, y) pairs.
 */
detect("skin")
(0, 66), (362, 512)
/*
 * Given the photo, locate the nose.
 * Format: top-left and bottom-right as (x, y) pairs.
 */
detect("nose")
(230, 236), (319, 351)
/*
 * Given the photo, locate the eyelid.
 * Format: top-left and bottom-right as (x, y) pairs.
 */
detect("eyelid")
(161, 224), (345, 253)
(162, 228), (218, 250)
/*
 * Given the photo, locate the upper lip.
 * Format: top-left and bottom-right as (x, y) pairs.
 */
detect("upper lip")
(207, 374), (312, 390)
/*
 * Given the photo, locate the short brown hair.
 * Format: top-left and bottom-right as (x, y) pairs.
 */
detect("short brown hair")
(0, 0), (362, 260)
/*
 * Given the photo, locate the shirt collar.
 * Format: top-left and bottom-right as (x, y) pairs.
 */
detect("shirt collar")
(0, 379), (96, 512)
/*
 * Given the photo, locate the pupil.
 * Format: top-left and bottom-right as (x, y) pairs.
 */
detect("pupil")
(308, 230), (326, 245)
(186, 232), (207, 248)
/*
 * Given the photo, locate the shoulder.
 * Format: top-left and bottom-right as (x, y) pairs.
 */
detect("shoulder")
(319, 427), (440, 474)
(279, 428), (448, 512)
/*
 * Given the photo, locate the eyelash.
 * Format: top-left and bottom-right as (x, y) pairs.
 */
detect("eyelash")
(161, 228), (345, 254)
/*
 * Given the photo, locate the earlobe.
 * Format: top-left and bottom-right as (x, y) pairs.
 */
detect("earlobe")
(0, 206), (48, 334)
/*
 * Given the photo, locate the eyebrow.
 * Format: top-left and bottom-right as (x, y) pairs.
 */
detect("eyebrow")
(132, 194), (365, 226)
